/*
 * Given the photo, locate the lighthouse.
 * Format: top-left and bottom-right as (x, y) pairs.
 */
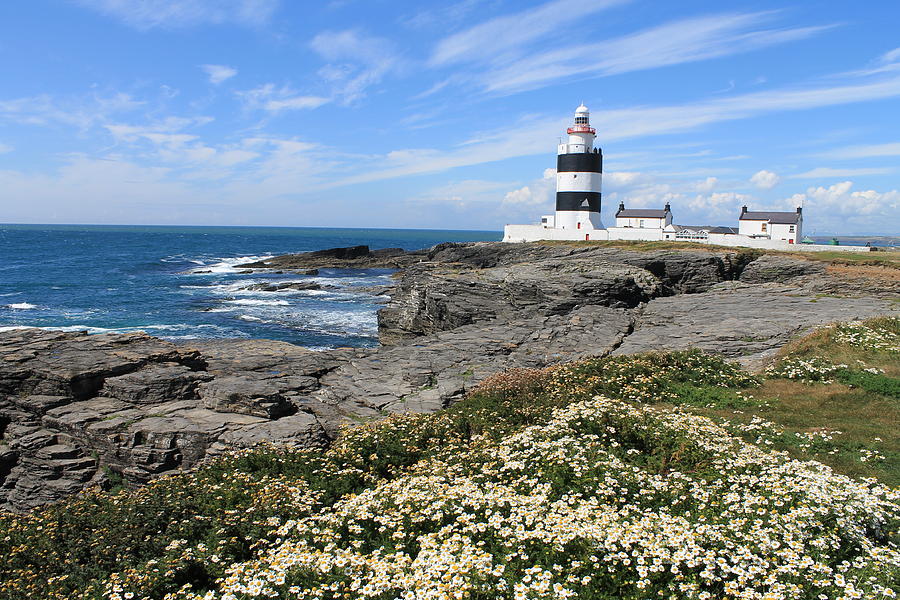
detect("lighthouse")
(555, 104), (603, 230)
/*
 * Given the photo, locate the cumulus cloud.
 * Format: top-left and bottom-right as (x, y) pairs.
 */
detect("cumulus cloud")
(200, 64), (237, 85)
(694, 176), (718, 192)
(789, 181), (900, 217)
(502, 168), (556, 206)
(73, 0), (279, 29)
(750, 169), (780, 189)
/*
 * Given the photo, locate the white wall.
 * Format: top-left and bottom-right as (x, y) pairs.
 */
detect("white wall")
(557, 171), (602, 192)
(554, 210), (604, 230)
(503, 224), (609, 242)
(738, 219), (767, 237)
(606, 227), (665, 240)
(503, 224), (874, 253)
(614, 216), (665, 229)
(769, 222), (798, 243)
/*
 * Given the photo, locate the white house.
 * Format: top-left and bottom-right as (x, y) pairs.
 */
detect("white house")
(738, 206), (803, 244)
(614, 202), (673, 229)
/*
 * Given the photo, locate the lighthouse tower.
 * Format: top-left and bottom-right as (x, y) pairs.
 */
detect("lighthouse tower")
(555, 104), (604, 230)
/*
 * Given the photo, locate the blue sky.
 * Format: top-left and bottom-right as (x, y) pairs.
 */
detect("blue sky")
(1, 0), (899, 234)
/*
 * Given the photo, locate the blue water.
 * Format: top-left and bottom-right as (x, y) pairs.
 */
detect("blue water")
(0, 225), (501, 348)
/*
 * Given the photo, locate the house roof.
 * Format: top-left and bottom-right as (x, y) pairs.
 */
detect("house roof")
(616, 208), (668, 218)
(739, 210), (801, 224)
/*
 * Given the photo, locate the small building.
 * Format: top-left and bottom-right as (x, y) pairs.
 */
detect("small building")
(738, 206), (803, 244)
(664, 224), (738, 241)
(614, 202), (673, 229)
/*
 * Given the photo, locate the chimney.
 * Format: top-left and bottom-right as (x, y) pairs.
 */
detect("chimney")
(796, 206), (802, 214)
(664, 202), (671, 212)
(618, 201), (625, 212)
(741, 205), (748, 215)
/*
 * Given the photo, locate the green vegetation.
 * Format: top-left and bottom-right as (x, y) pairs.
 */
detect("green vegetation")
(0, 320), (897, 600)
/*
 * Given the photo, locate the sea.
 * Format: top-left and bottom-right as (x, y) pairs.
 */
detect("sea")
(0, 225), (501, 349)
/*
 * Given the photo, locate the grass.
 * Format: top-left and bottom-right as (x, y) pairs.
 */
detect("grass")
(0, 319), (896, 599)
(691, 315), (900, 485)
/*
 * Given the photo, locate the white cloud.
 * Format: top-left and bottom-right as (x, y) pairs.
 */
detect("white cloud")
(429, 0), (628, 67)
(790, 181), (900, 217)
(309, 30), (401, 104)
(694, 176), (719, 192)
(750, 169), (780, 189)
(236, 84), (329, 112)
(430, 6), (831, 95)
(0, 142), (12, 153)
(418, 179), (514, 208)
(73, 0), (278, 29)
(0, 92), (143, 130)
(502, 168), (556, 207)
(816, 142), (900, 159)
(486, 12), (831, 94)
(200, 64), (237, 85)
(790, 167), (893, 178)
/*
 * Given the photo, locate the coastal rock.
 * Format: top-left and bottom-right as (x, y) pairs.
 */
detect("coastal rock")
(1, 242), (897, 512)
(738, 255), (825, 283)
(241, 281), (326, 292)
(614, 281), (894, 367)
(236, 245), (419, 271)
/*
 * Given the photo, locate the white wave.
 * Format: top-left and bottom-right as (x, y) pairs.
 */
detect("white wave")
(0, 292), (23, 297)
(187, 254), (274, 275)
(238, 314), (263, 322)
(226, 298), (290, 306)
(0, 325), (35, 332)
(7, 302), (37, 310)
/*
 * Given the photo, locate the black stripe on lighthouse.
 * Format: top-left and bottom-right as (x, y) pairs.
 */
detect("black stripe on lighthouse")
(556, 191), (601, 212)
(557, 152), (602, 173)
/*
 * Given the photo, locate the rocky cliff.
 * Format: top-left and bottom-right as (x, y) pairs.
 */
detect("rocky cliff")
(1, 242), (895, 511)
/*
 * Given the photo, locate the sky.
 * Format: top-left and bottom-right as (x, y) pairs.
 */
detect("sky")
(1, 0), (899, 234)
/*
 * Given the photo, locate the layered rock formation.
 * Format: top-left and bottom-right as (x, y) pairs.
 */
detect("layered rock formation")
(1, 242), (896, 511)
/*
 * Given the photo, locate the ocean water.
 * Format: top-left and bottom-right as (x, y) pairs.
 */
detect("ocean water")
(0, 225), (500, 348)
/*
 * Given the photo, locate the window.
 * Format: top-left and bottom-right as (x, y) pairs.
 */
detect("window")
(639, 219), (645, 228)
(789, 225), (795, 233)
(761, 222), (767, 232)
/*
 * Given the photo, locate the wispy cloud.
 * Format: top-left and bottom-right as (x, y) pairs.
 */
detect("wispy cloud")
(482, 12), (833, 94)
(329, 68), (900, 187)
(815, 142), (900, 159)
(429, 0), (629, 67)
(236, 84), (329, 112)
(426, 5), (832, 95)
(72, 0), (279, 29)
(401, 0), (493, 31)
(200, 64), (238, 85)
(309, 29), (402, 104)
(789, 167), (894, 178)
(0, 92), (143, 129)
(0, 142), (13, 154)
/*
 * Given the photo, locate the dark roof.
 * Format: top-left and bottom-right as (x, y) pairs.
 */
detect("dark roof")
(739, 210), (800, 224)
(616, 208), (668, 218)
